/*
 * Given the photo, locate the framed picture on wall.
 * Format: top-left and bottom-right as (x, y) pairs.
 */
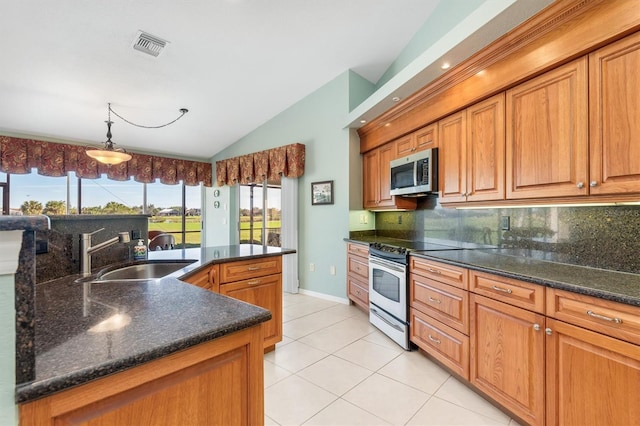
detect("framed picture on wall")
(311, 180), (333, 205)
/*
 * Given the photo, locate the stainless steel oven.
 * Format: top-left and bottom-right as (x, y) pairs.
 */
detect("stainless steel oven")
(369, 244), (410, 350)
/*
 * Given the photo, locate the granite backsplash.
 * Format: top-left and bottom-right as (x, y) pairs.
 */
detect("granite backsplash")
(352, 199), (640, 274)
(35, 215), (149, 283)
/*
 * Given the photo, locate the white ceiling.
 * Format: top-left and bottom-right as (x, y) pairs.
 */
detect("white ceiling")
(0, 1), (544, 161)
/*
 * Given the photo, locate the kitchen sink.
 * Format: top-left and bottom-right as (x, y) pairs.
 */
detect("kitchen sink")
(85, 260), (197, 282)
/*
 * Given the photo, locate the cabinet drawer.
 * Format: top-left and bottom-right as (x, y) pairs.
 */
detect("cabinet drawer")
(348, 276), (369, 308)
(410, 257), (467, 289)
(470, 270), (544, 313)
(410, 273), (468, 335)
(347, 242), (369, 258)
(348, 254), (369, 280)
(547, 288), (640, 345)
(410, 308), (469, 379)
(220, 257), (281, 283)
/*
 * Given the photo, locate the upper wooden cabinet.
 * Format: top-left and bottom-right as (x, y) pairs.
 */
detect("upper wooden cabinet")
(396, 123), (438, 158)
(589, 31), (640, 195)
(439, 94), (505, 203)
(363, 140), (417, 210)
(506, 58), (588, 199)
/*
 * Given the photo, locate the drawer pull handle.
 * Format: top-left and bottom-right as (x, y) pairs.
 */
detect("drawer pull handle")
(428, 335), (441, 344)
(586, 310), (623, 324)
(247, 280), (261, 285)
(427, 268), (441, 274)
(428, 297), (441, 304)
(492, 285), (513, 294)
(247, 266), (261, 271)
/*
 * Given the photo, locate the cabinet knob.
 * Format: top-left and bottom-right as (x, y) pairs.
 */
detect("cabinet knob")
(590, 181), (598, 187)
(533, 323), (541, 331)
(576, 182), (584, 189)
(545, 328), (553, 336)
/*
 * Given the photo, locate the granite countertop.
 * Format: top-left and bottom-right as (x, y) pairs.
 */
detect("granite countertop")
(346, 237), (640, 307)
(16, 244), (295, 403)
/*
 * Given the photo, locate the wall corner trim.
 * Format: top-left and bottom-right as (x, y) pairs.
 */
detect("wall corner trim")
(0, 231), (23, 275)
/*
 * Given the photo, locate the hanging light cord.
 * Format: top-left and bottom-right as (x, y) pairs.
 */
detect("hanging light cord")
(108, 103), (189, 129)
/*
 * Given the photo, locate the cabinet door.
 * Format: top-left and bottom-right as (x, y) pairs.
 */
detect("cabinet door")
(470, 294), (545, 426)
(220, 274), (282, 349)
(546, 318), (640, 426)
(414, 123), (438, 152)
(506, 58), (588, 199)
(466, 93), (505, 202)
(589, 32), (640, 195)
(362, 149), (379, 208)
(439, 111), (467, 202)
(394, 134), (416, 158)
(376, 142), (396, 207)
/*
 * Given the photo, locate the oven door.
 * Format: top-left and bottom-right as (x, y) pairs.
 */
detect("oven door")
(368, 255), (407, 322)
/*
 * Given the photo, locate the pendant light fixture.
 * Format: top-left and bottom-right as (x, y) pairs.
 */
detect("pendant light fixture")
(86, 105), (132, 165)
(86, 103), (189, 165)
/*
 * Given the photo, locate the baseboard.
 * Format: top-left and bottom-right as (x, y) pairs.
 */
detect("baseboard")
(296, 288), (350, 305)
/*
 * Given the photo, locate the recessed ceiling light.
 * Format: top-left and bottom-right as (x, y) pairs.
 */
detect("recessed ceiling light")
(392, 96), (401, 102)
(384, 123), (392, 127)
(441, 62), (451, 70)
(360, 119), (367, 124)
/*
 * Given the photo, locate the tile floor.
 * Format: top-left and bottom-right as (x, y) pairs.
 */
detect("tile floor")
(264, 292), (522, 426)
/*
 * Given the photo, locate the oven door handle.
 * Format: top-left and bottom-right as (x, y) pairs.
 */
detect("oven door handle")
(370, 305), (404, 333)
(369, 256), (406, 273)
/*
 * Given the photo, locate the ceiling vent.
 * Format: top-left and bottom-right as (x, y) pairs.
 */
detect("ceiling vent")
(133, 31), (168, 57)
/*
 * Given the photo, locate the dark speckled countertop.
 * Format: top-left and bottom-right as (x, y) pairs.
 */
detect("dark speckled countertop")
(345, 238), (640, 307)
(16, 244), (295, 403)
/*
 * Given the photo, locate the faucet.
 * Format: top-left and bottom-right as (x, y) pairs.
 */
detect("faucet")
(81, 228), (131, 276)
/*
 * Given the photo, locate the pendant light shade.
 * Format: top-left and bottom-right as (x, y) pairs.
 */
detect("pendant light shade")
(86, 118), (132, 165)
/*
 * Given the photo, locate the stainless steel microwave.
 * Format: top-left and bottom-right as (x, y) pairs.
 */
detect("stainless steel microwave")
(389, 149), (437, 196)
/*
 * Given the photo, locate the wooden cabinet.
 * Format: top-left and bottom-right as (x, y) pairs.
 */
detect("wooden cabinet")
(19, 325), (265, 426)
(546, 288), (640, 426)
(470, 293), (545, 426)
(363, 141), (417, 210)
(506, 58), (588, 199)
(589, 31), (640, 195)
(396, 123), (437, 157)
(346, 242), (369, 311)
(439, 94), (505, 204)
(182, 264), (219, 293)
(219, 257), (283, 351)
(410, 257), (469, 379)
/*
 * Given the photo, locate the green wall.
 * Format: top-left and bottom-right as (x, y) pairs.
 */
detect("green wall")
(211, 70), (374, 298)
(0, 273), (17, 425)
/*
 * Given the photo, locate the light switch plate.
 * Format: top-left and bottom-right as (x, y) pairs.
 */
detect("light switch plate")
(501, 216), (510, 231)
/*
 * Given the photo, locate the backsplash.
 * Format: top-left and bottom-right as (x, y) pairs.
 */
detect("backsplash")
(367, 199), (640, 274)
(36, 215), (149, 283)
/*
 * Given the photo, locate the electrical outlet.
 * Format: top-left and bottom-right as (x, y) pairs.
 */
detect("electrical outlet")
(501, 215), (510, 231)
(130, 229), (141, 240)
(309, 263), (315, 272)
(329, 265), (336, 275)
(398, 215), (403, 224)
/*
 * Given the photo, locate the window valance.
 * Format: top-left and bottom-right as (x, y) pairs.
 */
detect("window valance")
(0, 136), (213, 186)
(215, 143), (305, 186)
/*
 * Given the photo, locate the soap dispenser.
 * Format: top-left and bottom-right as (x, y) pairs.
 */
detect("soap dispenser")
(133, 239), (147, 260)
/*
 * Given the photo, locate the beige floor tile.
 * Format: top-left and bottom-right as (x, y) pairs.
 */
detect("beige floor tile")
(298, 316), (376, 353)
(377, 351), (451, 395)
(434, 377), (511, 423)
(334, 338), (403, 371)
(265, 415), (280, 425)
(303, 398), (392, 426)
(265, 375), (337, 425)
(361, 328), (409, 351)
(264, 359), (292, 388)
(407, 396), (509, 425)
(297, 355), (373, 396)
(267, 340), (328, 373)
(283, 298), (338, 321)
(283, 307), (353, 340)
(342, 373), (430, 425)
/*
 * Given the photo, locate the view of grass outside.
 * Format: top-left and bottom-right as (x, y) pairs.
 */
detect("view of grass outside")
(239, 216), (281, 245)
(149, 215), (202, 247)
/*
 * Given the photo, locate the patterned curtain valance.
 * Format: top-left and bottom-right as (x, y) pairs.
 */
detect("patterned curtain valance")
(215, 143), (305, 186)
(0, 136), (213, 186)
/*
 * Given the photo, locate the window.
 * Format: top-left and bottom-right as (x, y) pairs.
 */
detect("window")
(4, 171), (202, 248)
(238, 180), (281, 247)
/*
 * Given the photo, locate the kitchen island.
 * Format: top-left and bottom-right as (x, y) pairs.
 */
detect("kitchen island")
(17, 244), (294, 425)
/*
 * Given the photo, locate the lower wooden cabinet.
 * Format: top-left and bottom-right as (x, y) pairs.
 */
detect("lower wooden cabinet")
(183, 257), (283, 351)
(470, 293), (545, 426)
(220, 273), (282, 350)
(346, 242), (369, 311)
(19, 325), (265, 426)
